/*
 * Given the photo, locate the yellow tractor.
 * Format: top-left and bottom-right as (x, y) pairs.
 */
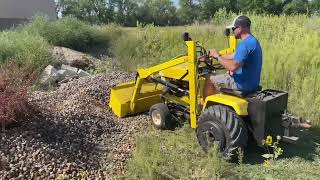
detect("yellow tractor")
(109, 30), (310, 157)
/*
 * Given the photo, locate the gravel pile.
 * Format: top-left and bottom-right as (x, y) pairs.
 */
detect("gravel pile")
(0, 71), (152, 179)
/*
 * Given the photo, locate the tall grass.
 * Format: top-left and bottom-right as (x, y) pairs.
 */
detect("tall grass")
(252, 15), (320, 125)
(109, 13), (320, 125)
(123, 127), (232, 179)
(121, 126), (320, 179)
(0, 31), (51, 71)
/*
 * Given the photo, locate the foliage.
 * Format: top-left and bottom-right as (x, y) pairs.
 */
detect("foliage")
(55, 0), (320, 26)
(123, 126), (232, 179)
(177, 0), (200, 24)
(21, 16), (110, 52)
(0, 62), (36, 130)
(122, 125), (320, 179)
(261, 135), (284, 166)
(57, 0), (115, 24)
(144, 0), (178, 26)
(237, 0), (283, 15)
(233, 157), (320, 179)
(0, 30), (51, 71)
(283, 0), (310, 15)
(313, 143), (320, 162)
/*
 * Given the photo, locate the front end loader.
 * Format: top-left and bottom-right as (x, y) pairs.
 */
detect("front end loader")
(109, 31), (310, 157)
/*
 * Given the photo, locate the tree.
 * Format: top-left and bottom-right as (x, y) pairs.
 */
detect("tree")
(237, 0), (283, 15)
(198, 0), (218, 21)
(310, 0), (320, 14)
(136, 0), (178, 26)
(114, 0), (139, 26)
(56, 0), (116, 24)
(282, 0), (309, 14)
(177, 0), (200, 24)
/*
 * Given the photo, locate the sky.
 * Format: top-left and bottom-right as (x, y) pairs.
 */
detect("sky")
(171, 0), (179, 7)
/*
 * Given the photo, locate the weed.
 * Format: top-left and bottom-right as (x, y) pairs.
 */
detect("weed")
(313, 142), (320, 162)
(261, 135), (284, 167)
(0, 62), (37, 130)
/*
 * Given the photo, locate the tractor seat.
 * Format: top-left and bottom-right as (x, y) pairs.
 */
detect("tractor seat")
(220, 86), (262, 97)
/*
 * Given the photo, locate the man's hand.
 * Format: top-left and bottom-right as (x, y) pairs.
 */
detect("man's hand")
(198, 55), (208, 62)
(209, 49), (220, 59)
(226, 70), (234, 75)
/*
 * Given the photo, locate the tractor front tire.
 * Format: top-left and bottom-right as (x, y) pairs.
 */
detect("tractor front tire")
(196, 105), (248, 159)
(149, 103), (172, 130)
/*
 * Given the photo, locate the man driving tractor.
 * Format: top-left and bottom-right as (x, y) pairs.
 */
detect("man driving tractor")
(202, 15), (263, 100)
(109, 15), (310, 157)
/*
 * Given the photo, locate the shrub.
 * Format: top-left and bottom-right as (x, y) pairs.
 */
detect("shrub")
(0, 62), (36, 130)
(21, 16), (95, 52)
(21, 16), (123, 54)
(0, 30), (51, 71)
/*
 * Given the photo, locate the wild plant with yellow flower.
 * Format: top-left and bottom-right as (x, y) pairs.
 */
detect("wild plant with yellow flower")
(262, 135), (283, 167)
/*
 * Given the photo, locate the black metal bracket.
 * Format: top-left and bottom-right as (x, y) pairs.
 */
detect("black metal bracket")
(281, 110), (311, 143)
(150, 77), (189, 97)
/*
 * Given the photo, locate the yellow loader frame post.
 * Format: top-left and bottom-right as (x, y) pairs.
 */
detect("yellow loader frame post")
(186, 41), (198, 128)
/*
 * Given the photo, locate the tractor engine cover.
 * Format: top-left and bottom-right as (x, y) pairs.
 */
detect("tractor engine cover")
(246, 89), (288, 146)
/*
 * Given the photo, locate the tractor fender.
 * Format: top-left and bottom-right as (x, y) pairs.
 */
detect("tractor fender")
(203, 94), (248, 116)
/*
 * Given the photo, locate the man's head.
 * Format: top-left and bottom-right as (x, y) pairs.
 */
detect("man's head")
(226, 15), (251, 39)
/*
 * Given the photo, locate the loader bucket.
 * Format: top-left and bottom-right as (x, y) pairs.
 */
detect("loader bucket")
(109, 81), (163, 118)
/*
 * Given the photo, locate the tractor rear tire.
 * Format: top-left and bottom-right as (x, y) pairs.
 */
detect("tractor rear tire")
(149, 103), (172, 130)
(196, 105), (248, 159)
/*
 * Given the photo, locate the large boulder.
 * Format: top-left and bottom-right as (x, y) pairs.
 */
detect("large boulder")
(39, 64), (91, 90)
(39, 65), (60, 89)
(52, 46), (101, 70)
(60, 64), (79, 77)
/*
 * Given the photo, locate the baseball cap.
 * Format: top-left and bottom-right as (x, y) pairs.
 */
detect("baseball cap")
(226, 15), (251, 29)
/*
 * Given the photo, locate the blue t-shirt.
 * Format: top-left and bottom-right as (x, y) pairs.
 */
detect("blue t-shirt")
(233, 35), (262, 92)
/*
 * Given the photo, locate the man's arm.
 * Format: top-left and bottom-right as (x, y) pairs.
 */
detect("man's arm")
(218, 58), (241, 72)
(209, 49), (240, 72)
(220, 53), (234, 60)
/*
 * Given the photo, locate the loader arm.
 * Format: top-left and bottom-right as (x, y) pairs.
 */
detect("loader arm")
(130, 41), (198, 129)
(130, 56), (188, 112)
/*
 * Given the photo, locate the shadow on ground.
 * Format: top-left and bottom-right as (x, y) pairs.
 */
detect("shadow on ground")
(244, 126), (320, 165)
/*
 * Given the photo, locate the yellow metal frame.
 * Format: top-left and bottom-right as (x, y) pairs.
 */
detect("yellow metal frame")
(219, 35), (237, 55)
(203, 94), (248, 115)
(130, 56), (188, 111)
(109, 35), (249, 128)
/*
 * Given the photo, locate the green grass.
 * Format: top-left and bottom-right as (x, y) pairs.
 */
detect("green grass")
(120, 126), (320, 179)
(122, 126), (233, 179)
